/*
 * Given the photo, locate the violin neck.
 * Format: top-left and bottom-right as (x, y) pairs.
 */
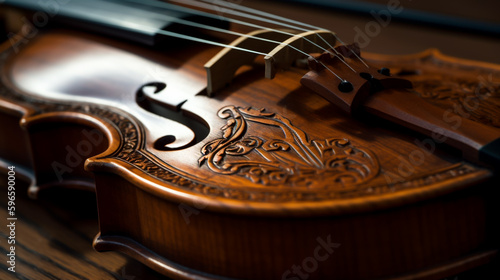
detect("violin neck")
(1, 0), (227, 46)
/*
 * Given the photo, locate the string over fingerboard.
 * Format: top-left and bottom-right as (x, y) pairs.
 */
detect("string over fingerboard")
(205, 29), (336, 95)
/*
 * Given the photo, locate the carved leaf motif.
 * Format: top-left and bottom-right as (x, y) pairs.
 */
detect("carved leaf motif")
(379, 51), (500, 128)
(411, 76), (500, 128)
(0, 42), (491, 204)
(199, 106), (379, 188)
(226, 137), (261, 156)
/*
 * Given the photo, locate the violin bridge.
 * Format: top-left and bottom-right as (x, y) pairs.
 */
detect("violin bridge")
(204, 29), (336, 96)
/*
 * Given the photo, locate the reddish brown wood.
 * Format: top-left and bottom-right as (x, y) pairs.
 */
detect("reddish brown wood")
(0, 3), (499, 280)
(301, 46), (500, 166)
(302, 44), (411, 114)
(363, 88), (500, 164)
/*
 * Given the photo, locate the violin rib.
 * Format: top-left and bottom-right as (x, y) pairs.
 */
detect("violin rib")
(0, 2), (499, 280)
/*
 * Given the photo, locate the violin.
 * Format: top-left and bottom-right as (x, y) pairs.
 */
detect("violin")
(1, 0), (499, 279)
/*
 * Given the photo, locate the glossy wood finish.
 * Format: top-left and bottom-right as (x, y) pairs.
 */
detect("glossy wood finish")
(1, 31), (499, 278)
(1, 1), (499, 279)
(302, 45), (500, 166)
(363, 88), (500, 164)
(2, 177), (496, 280)
(0, 177), (167, 280)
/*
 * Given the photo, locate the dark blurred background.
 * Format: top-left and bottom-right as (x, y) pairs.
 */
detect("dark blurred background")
(246, 0), (500, 64)
(1, 0), (499, 63)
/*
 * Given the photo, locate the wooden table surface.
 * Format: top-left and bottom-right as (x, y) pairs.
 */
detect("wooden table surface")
(0, 176), (167, 280)
(1, 0), (499, 279)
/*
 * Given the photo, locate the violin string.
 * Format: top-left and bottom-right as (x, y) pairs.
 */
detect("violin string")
(139, 12), (325, 64)
(154, 30), (267, 55)
(122, 0), (355, 74)
(119, 0), (346, 81)
(219, 0), (369, 68)
(171, 0), (357, 73)
(320, 61), (344, 82)
(141, 18), (346, 81)
(192, 0), (351, 80)
(197, 1), (342, 59)
(200, 0), (369, 69)
(108, 15), (269, 55)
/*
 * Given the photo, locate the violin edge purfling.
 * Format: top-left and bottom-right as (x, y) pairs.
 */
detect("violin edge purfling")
(1, 32), (499, 279)
(0, 2), (499, 279)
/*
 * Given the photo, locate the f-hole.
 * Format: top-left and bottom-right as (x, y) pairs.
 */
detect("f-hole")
(136, 82), (210, 151)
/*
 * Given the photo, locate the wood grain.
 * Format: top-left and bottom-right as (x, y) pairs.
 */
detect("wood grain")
(0, 0), (500, 279)
(0, 176), (167, 280)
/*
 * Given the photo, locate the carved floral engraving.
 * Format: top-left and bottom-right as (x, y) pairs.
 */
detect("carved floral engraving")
(0, 48), (492, 202)
(199, 106), (379, 188)
(410, 75), (500, 128)
(377, 50), (500, 128)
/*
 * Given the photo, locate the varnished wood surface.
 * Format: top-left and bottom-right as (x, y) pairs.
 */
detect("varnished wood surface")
(2, 45), (499, 279)
(1, 0), (500, 279)
(0, 176), (167, 280)
(246, 1), (500, 64)
(0, 177), (498, 280)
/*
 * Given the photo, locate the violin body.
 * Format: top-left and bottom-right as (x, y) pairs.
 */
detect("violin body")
(1, 3), (500, 280)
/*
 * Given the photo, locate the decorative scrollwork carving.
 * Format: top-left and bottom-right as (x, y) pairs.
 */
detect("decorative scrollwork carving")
(411, 75), (500, 128)
(372, 50), (500, 128)
(199, 106), (379, 188)
(0, 47), (491, 203)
